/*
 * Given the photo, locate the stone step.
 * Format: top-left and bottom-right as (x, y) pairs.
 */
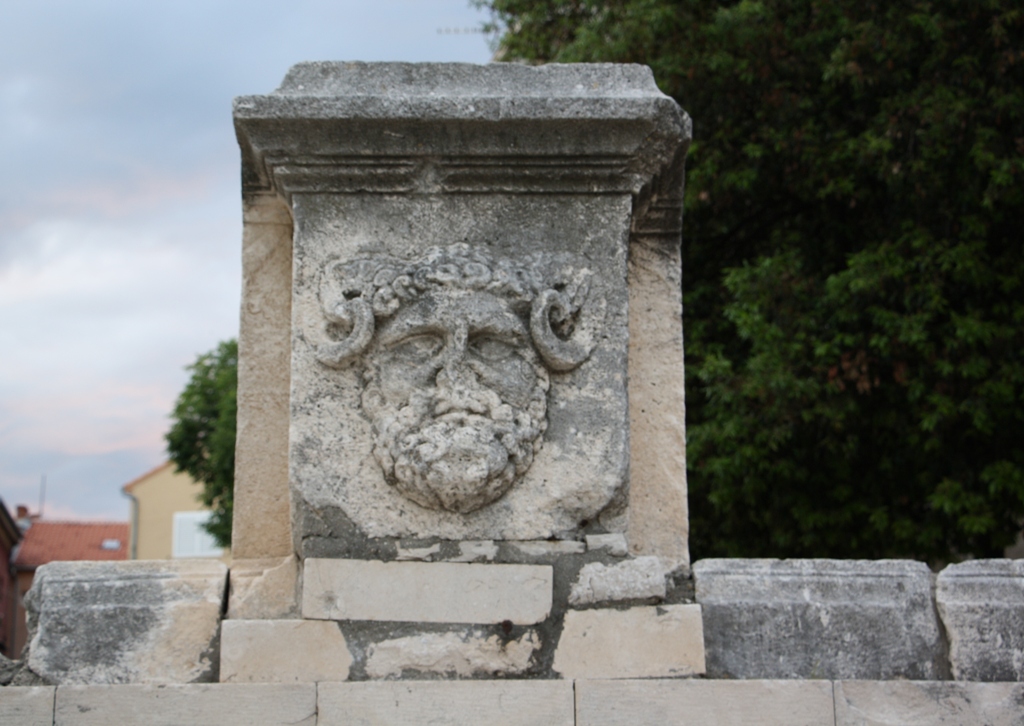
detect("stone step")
(6, 679), (1022, 725)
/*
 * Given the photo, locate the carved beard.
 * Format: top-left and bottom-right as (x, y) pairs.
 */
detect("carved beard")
(362, 365), (549, 514)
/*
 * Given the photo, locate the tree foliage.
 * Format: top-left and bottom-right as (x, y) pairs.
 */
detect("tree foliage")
(480, 0), (1024, 560)
(165, 339), (237, 547)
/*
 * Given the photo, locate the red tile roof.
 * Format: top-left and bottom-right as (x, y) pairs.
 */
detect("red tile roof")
(13, 521), (130, 569)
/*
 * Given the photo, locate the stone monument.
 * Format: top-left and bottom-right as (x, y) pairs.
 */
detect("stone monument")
(222, 61), (703, 681)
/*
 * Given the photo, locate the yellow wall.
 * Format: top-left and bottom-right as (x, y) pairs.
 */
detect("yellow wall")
(127, 464), (229, 561)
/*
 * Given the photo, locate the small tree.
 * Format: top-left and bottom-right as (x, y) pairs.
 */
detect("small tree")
(166, 339), (237, 547)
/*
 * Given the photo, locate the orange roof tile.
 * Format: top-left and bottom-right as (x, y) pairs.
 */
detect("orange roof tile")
(13, 521), (130, 569)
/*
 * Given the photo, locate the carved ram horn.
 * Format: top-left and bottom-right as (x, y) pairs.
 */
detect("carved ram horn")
(316, 260), (377, 368)
(316, 296), (375, 368)
(530, 286), (595, 372)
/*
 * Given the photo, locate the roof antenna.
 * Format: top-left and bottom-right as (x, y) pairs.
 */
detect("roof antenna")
(38, 474), (46, 519)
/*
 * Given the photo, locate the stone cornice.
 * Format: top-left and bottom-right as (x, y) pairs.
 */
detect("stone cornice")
(234, 62), (690, 199)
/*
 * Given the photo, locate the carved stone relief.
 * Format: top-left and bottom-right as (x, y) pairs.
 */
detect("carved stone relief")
(315, 244), (600, 514)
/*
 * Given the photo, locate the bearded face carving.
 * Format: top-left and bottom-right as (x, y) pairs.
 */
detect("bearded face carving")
(315, 244), (598, 514)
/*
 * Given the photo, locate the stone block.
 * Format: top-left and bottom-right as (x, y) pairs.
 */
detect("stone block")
(303, 559), (552, 624)
(232, 193), (293, 559)
(694, 558), (944, 679)
(834, 680), (1024, 726)
(552, 604), (705, 678)
(0, 686), (55, 724)
(54, 684), (316, 726)
(396, 543), (441, 561)
(569, 556), (665, 606)
(450, 540), (498, 562)
(318, 680), (574, 726)
(626, 235), (690, 573)
(509, 540), (586, 557)
(234, 62), (691, 550)
(365, 630), (539, 678)
(227, 555), (299, 620)
(936, 559), (1024, 681)
(586, 533), (628, 556)
(575, 679), (835, 726)
(219, 620), (352, 683)
(25, 560), (226, 685)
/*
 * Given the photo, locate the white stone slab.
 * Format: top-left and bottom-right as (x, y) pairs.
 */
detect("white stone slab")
(227, 555), (299, 620)
(220, 620), (352, 683)
(835, 680), (1024, 726)
(576, 679), (835, 726)
(586, 533), (628, 556)
(0, 686), (55, 724)
(553, 604), (705, 678)
(449, 540), (498, 562)
(936, 559), (1024, 681)
(318, 680), (574, 726)
(396, 543), (440, 561)
(509, 540), (586, 556)
(303, 559), (552, 624)
(365, 630), (539, 678)
(54, 684), (316, 726)
(569, 556), (666, 606)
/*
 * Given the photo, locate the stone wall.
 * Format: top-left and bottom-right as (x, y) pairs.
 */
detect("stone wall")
(12, 557), (1023, 688)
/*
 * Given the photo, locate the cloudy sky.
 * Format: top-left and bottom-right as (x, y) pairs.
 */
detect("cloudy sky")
(0, 1), (493, 521)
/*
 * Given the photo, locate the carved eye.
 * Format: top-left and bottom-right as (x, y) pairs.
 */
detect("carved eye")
(470, 336), (516, 362)
(390, 333), (443, 362)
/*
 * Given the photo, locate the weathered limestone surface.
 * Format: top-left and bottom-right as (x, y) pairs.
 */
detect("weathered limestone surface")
(234, 62), (691, 551)
(227, 555), (299, 620)
(395, 543), (441, 561)
(0, 653), (19, 685)
(585, 533), (629, 556)
(220, 620), (352, 683)
(509, 540), (586, 557)
(318, 680), (574, 726)
(568, 556), (665, 606)
(575, 679), (835, 726)
(365, 630), (539, 678)
(834, 680), (1024, 726)
(0, 686), (55, 724)
(626, 234), (690, 572)
(232, 194), (293, 559)
(937, 559), (1024, 681)
(302, 559), (552, 624)
(553, 604), (705, 678)
(54, 684), (316, 726)
(450, 540), (498, 562)
(694, 558), (944, 680)
(25, 560), (226, 685)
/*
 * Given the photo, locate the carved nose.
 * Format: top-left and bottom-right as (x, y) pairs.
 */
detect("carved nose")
(435, 320), (488, 414)
(440, 320), (469, 373)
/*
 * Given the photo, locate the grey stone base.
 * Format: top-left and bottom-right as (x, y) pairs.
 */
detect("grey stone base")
(694, 558), (1024, 683)
(5, 680), (1023, 725)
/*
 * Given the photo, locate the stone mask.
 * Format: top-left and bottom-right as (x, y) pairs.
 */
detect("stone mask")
(315, 244), (597, 513)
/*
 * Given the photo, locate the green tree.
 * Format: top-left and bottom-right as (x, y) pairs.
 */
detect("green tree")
(166, 339), (237, 547)
(480, 0), (1024, 560)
